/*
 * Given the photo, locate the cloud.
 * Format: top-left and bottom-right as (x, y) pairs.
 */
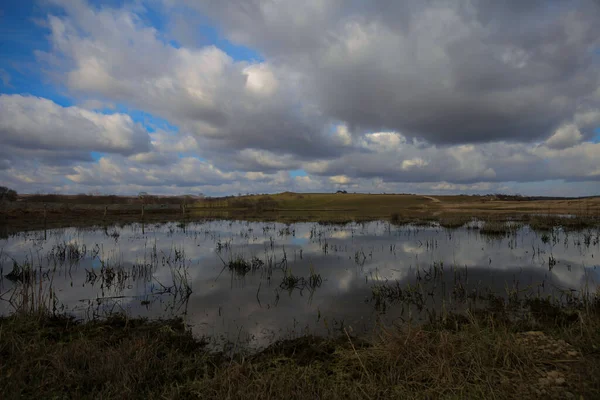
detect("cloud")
(38, 1), (341, 159)
(3, 0), (600, 196)
(230, 149), (300, 172)
(0, 94), (151, 159)
(301, 132), (600, 184)
(545, 124), (583, 150)
(65, 156), (237, 187)
(193, 0), (600, 144)
(401, 158), (428, 171)
(330, 175), (351, 185)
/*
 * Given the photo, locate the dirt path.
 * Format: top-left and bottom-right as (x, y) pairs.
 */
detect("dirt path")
(422, 196), (441, 203)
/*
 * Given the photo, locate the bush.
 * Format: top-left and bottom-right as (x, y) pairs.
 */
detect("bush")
(0, 186), (17, 202)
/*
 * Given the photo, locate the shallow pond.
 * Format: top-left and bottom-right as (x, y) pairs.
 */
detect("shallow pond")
(1, 220), (599, 349)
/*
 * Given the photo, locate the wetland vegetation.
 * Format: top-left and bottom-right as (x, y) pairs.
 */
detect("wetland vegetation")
(1, 193), (600, 398)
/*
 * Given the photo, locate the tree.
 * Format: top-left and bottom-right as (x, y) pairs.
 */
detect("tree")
(0, 186), (17, 202)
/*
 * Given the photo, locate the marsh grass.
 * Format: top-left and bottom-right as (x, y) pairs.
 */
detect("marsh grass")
(228, 256), (252, 276)
(278, 266), (322, 294)
(3, 192), (600, 236)
(2, 211), (600, 398)
(0, 315), (212, 399)
(2, 251), (600, 399)
(480, 221), (519, 236)
(438, 215), (472, 229)
(2, 299), (599, 399)
(526, 215), (600, 231)
(226, 255), (264, 277)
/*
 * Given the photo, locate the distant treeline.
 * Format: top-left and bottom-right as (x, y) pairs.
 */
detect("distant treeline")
(16, 193), (283, 211)
(14, 192), (598, 205)
(227, 196), (278, 211)
(487, 194), (598, 201)
(20, 194), (194, 205)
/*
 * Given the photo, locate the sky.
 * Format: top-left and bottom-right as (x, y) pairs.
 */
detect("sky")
(0, 0), (599, 197)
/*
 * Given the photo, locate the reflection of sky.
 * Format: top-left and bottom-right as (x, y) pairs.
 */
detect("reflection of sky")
(1, 221), (599, 349)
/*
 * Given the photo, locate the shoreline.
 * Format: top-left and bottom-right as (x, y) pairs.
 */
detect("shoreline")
(1, 299), (599, 399)
(2, 192), (599, 234)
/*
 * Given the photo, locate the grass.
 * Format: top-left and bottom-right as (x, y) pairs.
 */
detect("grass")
(3, 192), (600, 235)
(438, 215), (472, 229)
(2, 195), (600, 398)
(278, 267), (322, 293)
(0, 315), (211, 399)
(525, 215), (599, 231)
(2, 249), (600, 398)
(1, 298), (599, 399)
(2, 254), (599, 400)
(480, 221), (520, 235)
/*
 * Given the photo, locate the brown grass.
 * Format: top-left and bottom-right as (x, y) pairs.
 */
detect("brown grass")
(1, 300), (599, 399)
(3, 193), (599, 238)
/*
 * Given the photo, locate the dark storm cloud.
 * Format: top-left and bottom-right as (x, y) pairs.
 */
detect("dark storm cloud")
(192, 0), (600, 144)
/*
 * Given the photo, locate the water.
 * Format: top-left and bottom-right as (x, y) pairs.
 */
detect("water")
(1, 220), (599, 349)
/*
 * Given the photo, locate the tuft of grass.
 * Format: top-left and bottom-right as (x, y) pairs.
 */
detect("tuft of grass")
(480, 221), (515, 235)
(438, 215), (472, 229)
(227, 255), (264, 276)
(228, 256), (252, 276)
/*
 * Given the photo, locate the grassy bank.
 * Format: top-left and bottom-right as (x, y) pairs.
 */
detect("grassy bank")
(2, 192), (600, 235)
(2, 300), (599, 399)
(0, 192), (600, 223)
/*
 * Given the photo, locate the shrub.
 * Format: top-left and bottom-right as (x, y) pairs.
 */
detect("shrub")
(0, 186), (17, 202)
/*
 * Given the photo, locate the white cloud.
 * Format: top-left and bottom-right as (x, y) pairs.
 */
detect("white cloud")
(38, 2), (337, 159)
(430, 182), (492, 192)
(401, 158), (428, 171)
(330, 175), (351, 185)
(0, 94), (150, 155)
(333, 125), (353, 146)
(545, 124), (584, 149)
(243, 63), (279, 96)
(2, 0), (600, 196)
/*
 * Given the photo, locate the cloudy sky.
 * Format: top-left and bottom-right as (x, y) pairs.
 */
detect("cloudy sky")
(1, 0), (599, 196)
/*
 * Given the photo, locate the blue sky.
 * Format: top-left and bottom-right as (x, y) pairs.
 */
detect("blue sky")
(1, 0), (268, 174)
(1, 0), (599, 196)
(0, 0), (260, 111)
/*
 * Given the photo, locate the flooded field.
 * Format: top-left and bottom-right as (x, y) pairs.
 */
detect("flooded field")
(1, 219), (599, 349)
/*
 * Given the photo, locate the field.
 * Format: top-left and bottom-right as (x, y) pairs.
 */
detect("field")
(1, 192), (600, 399)
(2, 192), (600, 234)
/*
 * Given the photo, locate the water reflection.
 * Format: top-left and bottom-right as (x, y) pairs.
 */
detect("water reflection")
(1, 220), (599, 349)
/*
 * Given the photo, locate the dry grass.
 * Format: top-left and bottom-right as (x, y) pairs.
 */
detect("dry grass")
(438, 215), (473, 229)
(480, 221), (513, 235)
(525, 215), (599, 231)
(0, 315), (211, 399)
(1, 302), (599, 399)
(2, 192), (600, 235)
